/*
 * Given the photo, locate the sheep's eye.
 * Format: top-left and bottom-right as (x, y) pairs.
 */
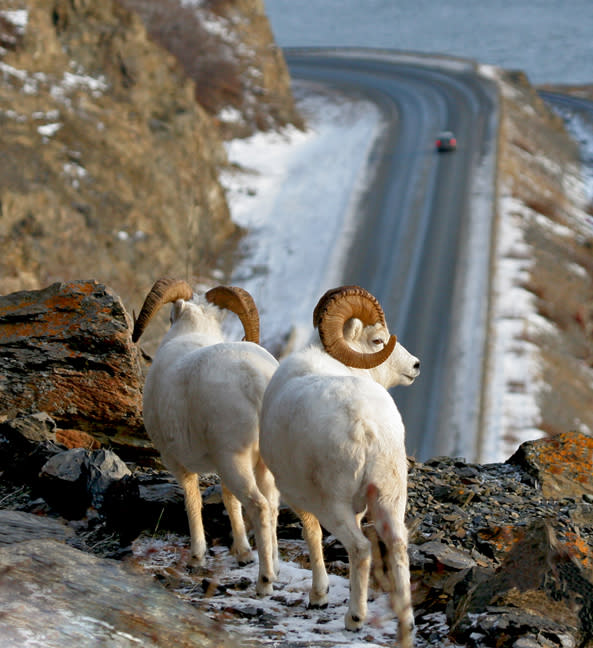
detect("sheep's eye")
(372, 338), (383, 346)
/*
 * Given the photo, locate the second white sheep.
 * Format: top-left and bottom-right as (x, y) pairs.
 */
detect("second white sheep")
(132, 277), (279, 596)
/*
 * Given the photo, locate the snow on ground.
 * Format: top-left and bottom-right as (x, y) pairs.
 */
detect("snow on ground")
(132, 533), (461, 648)
(220, 81), (385, 353)
(482, 193), (547, 462)
(479, 66), (593, 462)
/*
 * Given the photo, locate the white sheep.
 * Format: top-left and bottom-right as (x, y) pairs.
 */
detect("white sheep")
(260, 285), (419, 644)
(132, 277), (279, 596)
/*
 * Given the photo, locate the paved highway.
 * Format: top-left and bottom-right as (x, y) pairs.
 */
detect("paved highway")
(284, 49), (498, 461)
(539, 90), (593, 120)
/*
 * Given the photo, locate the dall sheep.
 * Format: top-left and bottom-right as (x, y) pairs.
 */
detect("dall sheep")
(132, 277), (279, 596)
(260, 285), (419, 645)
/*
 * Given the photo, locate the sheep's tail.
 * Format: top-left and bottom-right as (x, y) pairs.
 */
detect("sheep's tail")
(366, 483), (415, 648)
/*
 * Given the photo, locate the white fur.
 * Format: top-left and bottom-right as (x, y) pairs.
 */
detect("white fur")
(142, 295), (280, 596)
(260, 317), (419, 643)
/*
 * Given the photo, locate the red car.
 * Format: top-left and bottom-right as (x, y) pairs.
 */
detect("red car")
(435, 130), (457, 152)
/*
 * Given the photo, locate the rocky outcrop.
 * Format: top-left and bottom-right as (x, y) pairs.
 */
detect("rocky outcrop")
(406, 434), (593, 646)
(0, 280), (146, 449)
(2, 407), (593, 647)
(0, 538), (240, 648)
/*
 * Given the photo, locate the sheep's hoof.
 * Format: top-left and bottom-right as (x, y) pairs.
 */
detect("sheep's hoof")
(188, 553), (207, 570)
(231, 545), (254, 566)
(256, 578), (274, 597)
(307, 601), (329, 610)
(344, 612), (364, 632)
(398, 614), (416, 648)
(308, 586), (329, 610)
(308, 591), (329, 610)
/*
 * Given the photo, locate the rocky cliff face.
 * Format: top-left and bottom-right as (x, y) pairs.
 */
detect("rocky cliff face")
(0, 0), (301, 322)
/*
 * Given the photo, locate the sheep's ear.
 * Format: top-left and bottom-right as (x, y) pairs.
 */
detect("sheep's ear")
(170, 299), (185, 323)
(343, 318), (364, 342)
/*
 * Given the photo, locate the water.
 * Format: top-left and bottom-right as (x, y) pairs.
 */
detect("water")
(264, 0), (593, 85)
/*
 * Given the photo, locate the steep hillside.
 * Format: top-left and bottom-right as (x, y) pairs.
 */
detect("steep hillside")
(0, 0), (302, 319)
(117, 0), (304, 139)
(482, 68), (593, 459)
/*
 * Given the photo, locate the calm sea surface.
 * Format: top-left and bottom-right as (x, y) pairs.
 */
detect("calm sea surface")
(264, 0), (593, 85)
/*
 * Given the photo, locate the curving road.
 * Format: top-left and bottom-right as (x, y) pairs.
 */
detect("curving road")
(284, 49), (499, 461)
(538, 89), (593, 121)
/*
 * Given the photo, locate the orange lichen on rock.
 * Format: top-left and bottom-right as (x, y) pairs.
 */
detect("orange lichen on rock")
(476, 525), (524, 560)
(56, 429), (101, 450)
(508, 431), (593, 499)
(0, 280), (144, 438)
(560, 529), (593, 573)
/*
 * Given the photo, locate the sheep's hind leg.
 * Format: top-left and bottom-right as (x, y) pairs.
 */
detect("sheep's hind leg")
(177, 469), (207, 566)
(220, 459), (276, 597)
(326, 507), (371, 631)
(221, 483), (253, 565)
(381, 519), (415, 648)
(368, 485), (415, 647)
(255, 457), (280, 572)
(296, 509), (329, 609)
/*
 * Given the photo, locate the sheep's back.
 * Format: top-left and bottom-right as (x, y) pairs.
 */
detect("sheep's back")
(143, 340), (277, 473)
(261, 370), (405, 518)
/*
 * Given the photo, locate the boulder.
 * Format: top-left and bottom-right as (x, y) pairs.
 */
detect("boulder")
(39, 447), (132, 519)
(0, 539), (240, 648)
(405, 434), (593, 646)
(0, 510), (74, 545)
(508, 431), (593, 499)
(0, 280), (146, 449)
(448, 518), (593, 646)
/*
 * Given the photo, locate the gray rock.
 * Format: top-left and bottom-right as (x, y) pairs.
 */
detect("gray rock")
(0, 539), (240, 648)
(39, 448), (132, 519)
(0, 510), (74, 545)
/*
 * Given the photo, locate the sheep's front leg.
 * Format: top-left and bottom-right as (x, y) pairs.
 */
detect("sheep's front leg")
(178, 470), (207, 565)
(221, 483), (253, 565)
(297, 509), (329, 609)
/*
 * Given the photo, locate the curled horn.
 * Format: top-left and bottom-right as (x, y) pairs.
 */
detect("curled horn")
(314, 285), (396, 369)
(132, 277), (193, 342)
(313, 285), (364, 329)
(205, 286), (260, 344)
